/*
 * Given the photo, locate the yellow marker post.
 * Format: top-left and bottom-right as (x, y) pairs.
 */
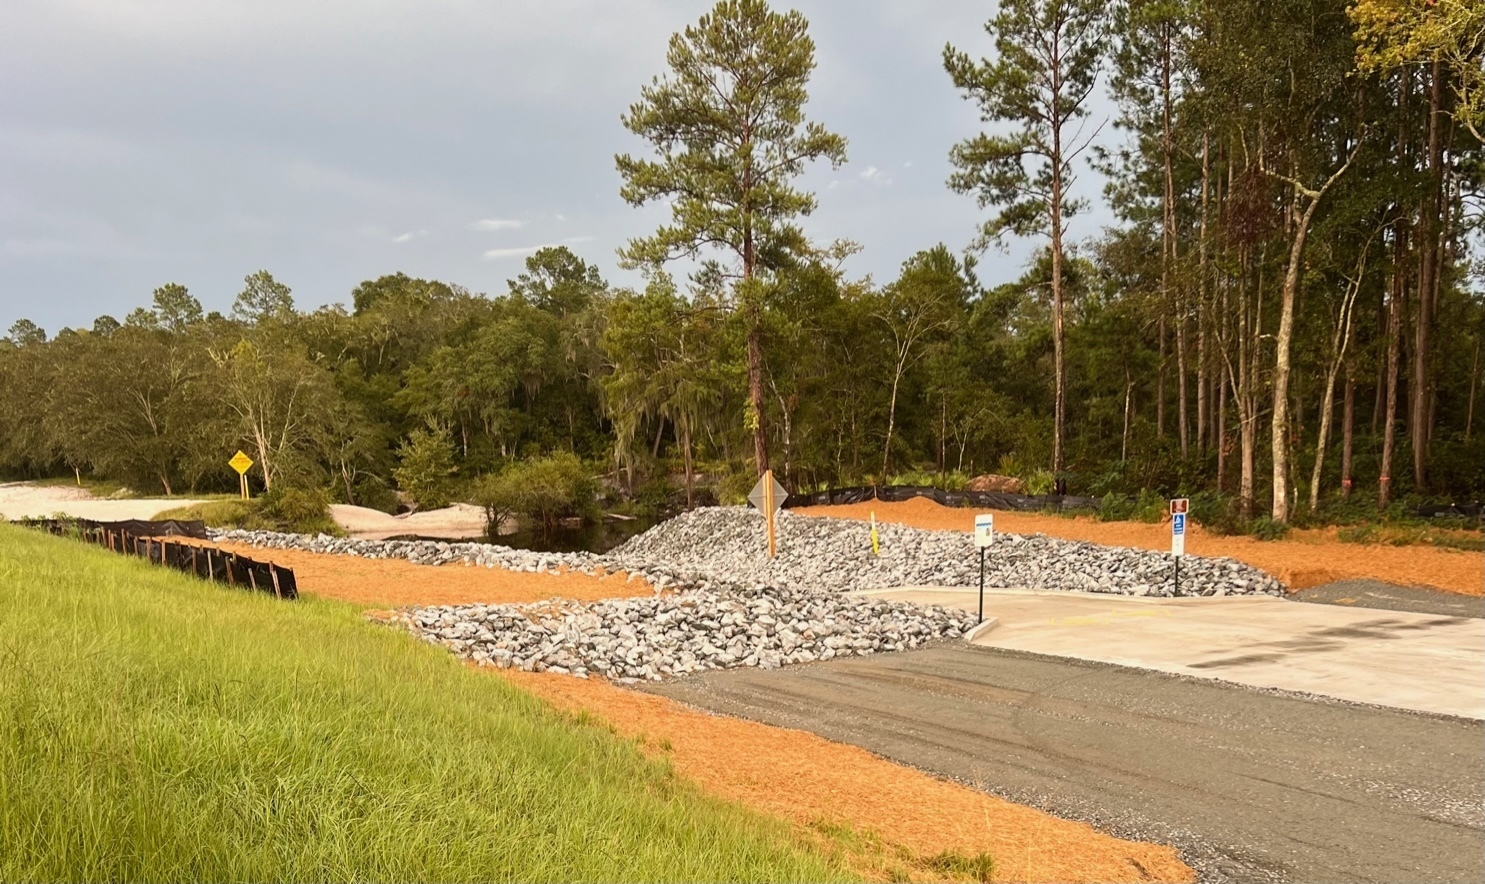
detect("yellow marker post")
(870, 510), (880, 556)
(228, 450), (255, 500)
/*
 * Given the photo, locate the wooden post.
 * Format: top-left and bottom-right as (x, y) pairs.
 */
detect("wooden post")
(269, 564), (282, 599)
(764, 469), (777, 558)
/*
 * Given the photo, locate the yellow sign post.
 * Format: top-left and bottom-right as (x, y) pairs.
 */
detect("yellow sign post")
(229, 450), (254, 500)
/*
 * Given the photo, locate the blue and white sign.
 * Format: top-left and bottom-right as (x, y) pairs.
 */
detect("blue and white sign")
(974, 513), (995, 548)
(1171, 511), (1186, 557)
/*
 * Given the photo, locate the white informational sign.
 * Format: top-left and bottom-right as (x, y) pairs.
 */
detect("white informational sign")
(1171, 511), (1187, 557)
(974, 513), (995, 548)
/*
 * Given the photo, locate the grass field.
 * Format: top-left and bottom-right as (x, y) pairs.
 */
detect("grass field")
(0, 524), (851, 882)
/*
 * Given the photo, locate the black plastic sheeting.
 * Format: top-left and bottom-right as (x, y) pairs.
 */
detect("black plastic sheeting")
(86, 518), (208, 539)
(1416, 503), (1484, 520)
(783, 484), (1101, 512)
(17, 518), (296, 600)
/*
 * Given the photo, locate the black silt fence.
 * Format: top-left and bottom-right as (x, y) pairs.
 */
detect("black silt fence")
(17, 518), (297, 600)
(782, 484), (1100, 513)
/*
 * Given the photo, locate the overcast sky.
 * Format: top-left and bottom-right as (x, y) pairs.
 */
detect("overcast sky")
(0, 0), (1122, 334)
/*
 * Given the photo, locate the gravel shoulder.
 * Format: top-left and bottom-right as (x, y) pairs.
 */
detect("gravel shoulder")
(651, 645), (1485, 884)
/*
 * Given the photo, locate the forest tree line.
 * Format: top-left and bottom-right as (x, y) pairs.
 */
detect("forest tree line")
(1, 0), (1481, 526)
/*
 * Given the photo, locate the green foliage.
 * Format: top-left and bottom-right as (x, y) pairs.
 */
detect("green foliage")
(1023, 468), (1056, 497)
(152, 499), (260, 528)
(393, 427), (457, 510)
(152, 486), (337, 535)
(885, 470), (972, 491)
(256, 486), (338, 535)
(0, 525), (849, 882)
(1247, 517), (1292, 542)
(231, 270), (295, 323)
(616, 0), (847, 275)
(472, 452), (598, 533)
(717, 468), (759, 506)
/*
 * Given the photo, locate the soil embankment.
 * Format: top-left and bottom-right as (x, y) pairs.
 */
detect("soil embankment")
(801, 497), (1484, 596)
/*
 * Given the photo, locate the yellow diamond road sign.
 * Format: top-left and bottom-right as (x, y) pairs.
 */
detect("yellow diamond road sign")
(229, 450), (254, 475)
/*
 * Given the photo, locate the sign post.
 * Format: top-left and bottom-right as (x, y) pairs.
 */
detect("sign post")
(747, 469), (788, 558)
(1170, 498), (1188, 594)
(974, 513), (994, 624)
(229, 450), (255, 500)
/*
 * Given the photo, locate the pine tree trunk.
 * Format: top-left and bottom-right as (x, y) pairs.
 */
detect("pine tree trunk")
(1157, 316), (1166, 438)
(1467, 339), (1480, 440)
(1380, 251), (1404, 510)
(1197, 131), (1211, 456)
(1411, 60), (1443, 491)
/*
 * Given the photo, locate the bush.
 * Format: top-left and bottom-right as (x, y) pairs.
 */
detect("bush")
(152, 486), (338, 535)
(393, 426), (457, 510)
(885, 469), (971, 491)
(717, 468), (758, 506)
(255, 486), (338, 534)
(1096, 488), (1166, 523)
(1023, 469), (1055, 496)
(472, 452), (597, 533)
(1246, 516), (1290, 541)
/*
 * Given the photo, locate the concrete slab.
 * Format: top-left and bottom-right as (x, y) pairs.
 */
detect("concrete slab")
(868, 586), (1485, 719)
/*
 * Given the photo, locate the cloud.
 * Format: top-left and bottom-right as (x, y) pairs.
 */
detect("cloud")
(469, 218), (524, 231)
(392, 229), (427, 243)
(860, 165), (880, 179)
(482, 243), (548, 260)
(482, 235), (593, 260)
(903, 160), (914, 168)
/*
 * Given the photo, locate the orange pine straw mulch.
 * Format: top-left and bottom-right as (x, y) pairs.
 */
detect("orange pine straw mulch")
(800, 498), (1484, 596)
(189, 540), (652, 608)
(500, 669), (1194, 884)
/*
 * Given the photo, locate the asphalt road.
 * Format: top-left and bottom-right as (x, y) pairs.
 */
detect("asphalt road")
(650, 645), (1484, 884)
(1293, 579), (1485, 618)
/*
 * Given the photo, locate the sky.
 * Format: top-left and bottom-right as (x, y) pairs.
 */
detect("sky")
(0, 0), (1123, 334)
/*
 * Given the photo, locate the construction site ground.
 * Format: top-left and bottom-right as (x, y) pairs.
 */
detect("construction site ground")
(187, 502), (1485, 883)
(194, 539), (1193, 883)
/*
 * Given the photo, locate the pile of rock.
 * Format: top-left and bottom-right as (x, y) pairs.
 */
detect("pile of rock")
(389, 585), (978, 682)
(213, 506), (1284, 599)
(208, 530), (599, 573)
(605, 507), (1285, 598)
(215, 506), (1283, 681)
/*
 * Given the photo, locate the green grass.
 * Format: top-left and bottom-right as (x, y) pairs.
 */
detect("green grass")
(152, 498), (264, 526)
(0, 525), (852, 882)
(153, 493), (340, 536)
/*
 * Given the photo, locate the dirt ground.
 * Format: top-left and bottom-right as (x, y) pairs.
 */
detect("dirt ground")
(500, 668), (1194, 884)
(799, 498), (1485, 596)
(200, 540), (651, 608)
